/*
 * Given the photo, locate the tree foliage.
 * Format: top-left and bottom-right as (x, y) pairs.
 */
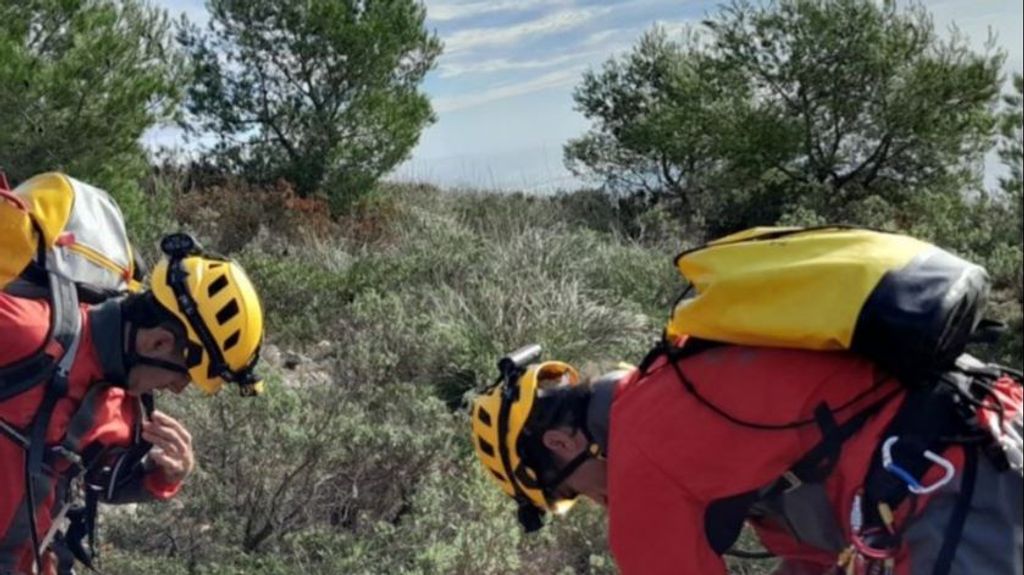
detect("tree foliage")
(999, 74), (1023, 248)
(0, 0), (183, 209)
(180, 0), (441, 213)
(566, 0), (1005, 236)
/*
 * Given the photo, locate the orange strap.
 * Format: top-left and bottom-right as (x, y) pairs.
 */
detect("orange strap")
(0, 187), (27, 211)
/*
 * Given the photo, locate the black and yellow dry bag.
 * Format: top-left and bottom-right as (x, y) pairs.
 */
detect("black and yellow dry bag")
(666, 226), (991, 380)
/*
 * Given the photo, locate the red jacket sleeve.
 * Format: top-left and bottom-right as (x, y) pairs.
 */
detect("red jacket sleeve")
(72, 388), (184, 503)
(609, 436), (728, 575)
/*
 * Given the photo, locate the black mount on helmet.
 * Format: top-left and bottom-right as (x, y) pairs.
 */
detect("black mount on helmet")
(160, 233), (261, 396)
(160, 232), (201, 258)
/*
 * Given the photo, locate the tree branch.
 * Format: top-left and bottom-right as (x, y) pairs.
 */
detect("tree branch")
(835, 134), (893, 189)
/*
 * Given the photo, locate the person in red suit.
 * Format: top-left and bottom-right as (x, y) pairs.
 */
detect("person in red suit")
(471, 343), (1023, 575)
(1, 237), (264, 575)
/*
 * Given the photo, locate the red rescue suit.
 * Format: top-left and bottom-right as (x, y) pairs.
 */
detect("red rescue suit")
(0, 293), (180, 574)
(606, 345), (1022, 575)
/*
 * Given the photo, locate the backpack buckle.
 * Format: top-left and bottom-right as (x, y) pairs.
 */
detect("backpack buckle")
(780, 471), (803, 493)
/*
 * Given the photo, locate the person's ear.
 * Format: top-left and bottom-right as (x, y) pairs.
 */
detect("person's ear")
(136, 326), (179, 358)
(542, 428), (586, 459)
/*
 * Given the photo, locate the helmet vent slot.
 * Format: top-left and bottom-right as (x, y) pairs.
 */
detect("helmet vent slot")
(476, 406), (492, 427)
(208, 275), (229, 297)
(216, 300), (240, 324)
(224, 330), (241, 351)
(478, 438), (496, 458)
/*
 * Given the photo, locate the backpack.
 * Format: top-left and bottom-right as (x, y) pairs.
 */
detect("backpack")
(1, 171), (143, 402)
(1, 171), (143, 299)
(665, 225), (992, 382)
(0, 171), (145, 572)
(649, 225), (1021, 571)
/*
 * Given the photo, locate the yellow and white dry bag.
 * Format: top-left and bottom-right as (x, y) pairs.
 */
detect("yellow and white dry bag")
(1, 171), (142, 300)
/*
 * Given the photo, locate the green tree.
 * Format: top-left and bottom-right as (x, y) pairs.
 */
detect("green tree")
(999, 73), (1023, 247)
(566, 0), (1005, 235)
(565, 28), (790, 229)
(0, 0), (183, 211)
(180, 0), (441, 213)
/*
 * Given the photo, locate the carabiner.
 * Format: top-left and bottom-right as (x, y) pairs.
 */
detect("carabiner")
(881, 436), (956, 495)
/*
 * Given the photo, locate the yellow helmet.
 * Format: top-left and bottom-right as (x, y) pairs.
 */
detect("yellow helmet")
(150, 233), (264, 396)
(470, 345), (583, 530)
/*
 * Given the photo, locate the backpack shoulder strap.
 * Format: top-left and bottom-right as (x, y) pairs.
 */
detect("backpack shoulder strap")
(26, 270), (82, 473)
(0, 350), (57, 400)
(760, 397), (894, 499)
(21, 271), (82, 573)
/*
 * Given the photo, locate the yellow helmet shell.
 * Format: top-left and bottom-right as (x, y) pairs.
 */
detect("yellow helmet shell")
(150, 253), (264, 395)
(471, 361), (580, 514)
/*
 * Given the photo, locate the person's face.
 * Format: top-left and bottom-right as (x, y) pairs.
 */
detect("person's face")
(125, 326), (191, 396)
(541, 427), (609, 507)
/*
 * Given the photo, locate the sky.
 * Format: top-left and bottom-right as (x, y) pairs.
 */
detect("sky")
(150, 0), (1024, 192)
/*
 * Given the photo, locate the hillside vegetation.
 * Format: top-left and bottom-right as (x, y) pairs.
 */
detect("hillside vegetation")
(2, 0), (1020, 572)
(98, 175), (1021, 574)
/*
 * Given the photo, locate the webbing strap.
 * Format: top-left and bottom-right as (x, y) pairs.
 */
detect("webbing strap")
(25, 260), (83, 574)
(860, 384), (964, 528)
(27, 266), (82, 477)
(0, 353), (56, 400)
(761, 396), (894, 501)
(933, 448), (978, 575)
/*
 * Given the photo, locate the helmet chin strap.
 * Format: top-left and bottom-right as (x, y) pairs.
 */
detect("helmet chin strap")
(130, 355), (190, 375)
(544, 442), (600, 492)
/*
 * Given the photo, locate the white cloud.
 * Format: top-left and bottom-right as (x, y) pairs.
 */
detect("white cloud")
(433, 67), (585, 112)
(437, 15), (701, 79)
(443, 7), (613, 53)
(439, 50), (611, 78)
(158, 0), (209, 27)
(580, 28), (631, 49)
(579, 17), (698, 51)
(427, 0), (573, 22)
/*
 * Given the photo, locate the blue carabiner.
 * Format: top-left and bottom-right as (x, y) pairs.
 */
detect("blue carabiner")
(881, 436), (956, 495)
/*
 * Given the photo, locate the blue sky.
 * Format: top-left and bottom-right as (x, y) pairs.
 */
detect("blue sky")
(151, 0), (1023, 192)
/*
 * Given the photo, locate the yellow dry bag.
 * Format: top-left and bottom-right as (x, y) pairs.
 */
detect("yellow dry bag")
(666, 226), (990, 379)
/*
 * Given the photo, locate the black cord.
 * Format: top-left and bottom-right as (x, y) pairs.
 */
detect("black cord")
(669, 357), (892, 431)
(724, 548), (775, 560)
